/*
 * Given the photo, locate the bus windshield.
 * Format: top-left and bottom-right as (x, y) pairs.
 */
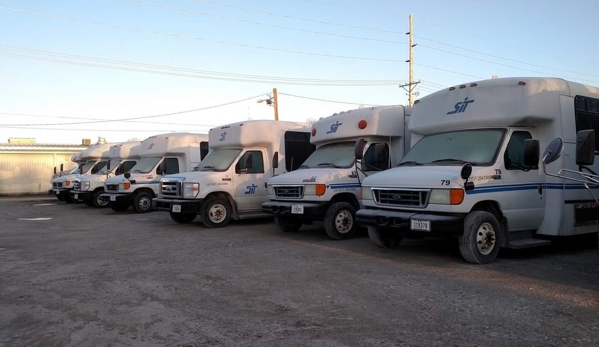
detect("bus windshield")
(399, 129), (506, 166)
(298, 142), (355, 169)
(194, 149), (242, 172)
(130, 157), (161, 174)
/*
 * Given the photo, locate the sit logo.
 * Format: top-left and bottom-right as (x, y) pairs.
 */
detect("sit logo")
(219, 131), (227, 141)
(147, 142), (155, 150)
(245, 184), (258, 195)
(447, 98), (475, 115)
(326, 121), (343, 134)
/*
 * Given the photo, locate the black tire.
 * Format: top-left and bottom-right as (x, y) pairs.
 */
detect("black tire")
(368, 226), (402, 248)
(63, 194), (74, 204)
(110, 202), (130, 212)
(274, 216), (303, 232)
(169, 212), (197, 224)
(83, 200), (95, 207)
(133, 191), (154, 213)
(201, 197), (232, 228)
(324, 202), (359, 240)
(458, 211), (501, 264)
(92, 190), (109, 208)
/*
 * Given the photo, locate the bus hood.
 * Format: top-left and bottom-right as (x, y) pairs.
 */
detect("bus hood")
(105, 172), (160, 185)
(268, 168), (357, 185)
(362, 165), (497, 189)
(162, 171), (231, 184)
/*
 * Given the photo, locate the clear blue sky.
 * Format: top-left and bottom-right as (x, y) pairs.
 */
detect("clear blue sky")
(0, 0), (597, 144)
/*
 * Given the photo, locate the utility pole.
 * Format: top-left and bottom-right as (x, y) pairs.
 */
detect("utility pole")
(399, 14), (420, 106)
(272, 88), (279, 121)
(257, 88), (279, 120)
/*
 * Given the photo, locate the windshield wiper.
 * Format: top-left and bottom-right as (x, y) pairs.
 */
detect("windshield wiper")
(298, 165), (310, 169)
(198, 165), (217, 171)
(316, 162), (342, 168)
(397, 161), (423, 166)
(430, 158), (468, 164)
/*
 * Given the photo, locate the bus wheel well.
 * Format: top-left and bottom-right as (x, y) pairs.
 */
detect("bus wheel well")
(329, 193), (360, 210)
(136, 188), (156, 198)
(205, 192), (238, 220)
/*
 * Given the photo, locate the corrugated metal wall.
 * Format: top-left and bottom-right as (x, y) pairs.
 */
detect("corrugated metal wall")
(0, 152), (78, 195)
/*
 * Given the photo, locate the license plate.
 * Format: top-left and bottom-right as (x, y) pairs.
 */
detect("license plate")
(172, 204), (181, 213)
(411, 219), (430, 231)
(291, 204), (304, 214)
(74, 194), (78, 200)
(54, 190), (59, 195)
(110, 195), (116, 202)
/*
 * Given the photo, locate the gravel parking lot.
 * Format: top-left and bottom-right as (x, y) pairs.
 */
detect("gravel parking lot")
(1, 197), (599, 347)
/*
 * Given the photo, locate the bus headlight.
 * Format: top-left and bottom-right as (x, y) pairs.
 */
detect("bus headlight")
(304, 184), (326, 196)
(429, 189), (464, 205)
(182, 182), (200, 198)
(361, 186), (373, 200)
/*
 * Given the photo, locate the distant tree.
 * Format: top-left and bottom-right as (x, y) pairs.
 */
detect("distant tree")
(127, 137), (140, 141)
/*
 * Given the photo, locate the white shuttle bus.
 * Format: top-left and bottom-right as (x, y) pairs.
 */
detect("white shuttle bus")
(49, 152), (84, 201)
(71, 141), (140, 207)
(51, 142), (113, 203)
(262, 106), (411, 239)
(153, 120), (315, 228)
(356, 77), (599, 264)
(102, 133), (209, 213)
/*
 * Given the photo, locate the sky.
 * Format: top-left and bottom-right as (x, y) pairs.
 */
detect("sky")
(0, 0), (598, 144)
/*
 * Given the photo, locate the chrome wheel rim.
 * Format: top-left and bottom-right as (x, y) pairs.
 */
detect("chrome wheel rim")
(138, 196), (151, 211)
(476, 222), (496, 255)
(335, 210), (353, 234)
(208, 203), (226, 223)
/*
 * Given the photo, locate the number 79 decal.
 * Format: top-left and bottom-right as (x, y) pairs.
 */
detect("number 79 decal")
(441, 180), (450, 186)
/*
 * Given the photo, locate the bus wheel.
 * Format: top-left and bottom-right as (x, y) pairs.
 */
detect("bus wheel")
(201, 197), (231, 228)
(170, 212), (197, 224)
(368, 227), (402, 248)
(110, 202), (130, 212)
(274, 216), (303, 232)
(324, 202), (358, 240)
(133, 192), (153, 213)
(459, 211), (501, 264)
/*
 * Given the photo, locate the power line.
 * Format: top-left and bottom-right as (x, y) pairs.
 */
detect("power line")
(0, 46), (404, 86)
(0, 6), (404, 64)
(416, 42), (599, 83)
(414, 63), (485, 80)
(279, 92), (380, 106)
(200, 0), (597, 77)
(0, 125), (211, 133)
(0, 112), (221, 127)
(127, 0), (408, 45)
(415, 36), (599, 79)
(199, 0), (402, 35)
(0, 93), (267, 127)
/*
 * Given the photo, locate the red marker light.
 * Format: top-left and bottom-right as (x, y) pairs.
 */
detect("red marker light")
(358, 120), (367, 129)
(311, 128), (316, 136)
(518, 81), (526, 86)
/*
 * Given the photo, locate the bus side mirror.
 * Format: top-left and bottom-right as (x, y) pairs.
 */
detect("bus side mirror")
(272, 151), (279, 169)
(542, 138), (563, 165)
(576, 130), (595, 166)
(106, 161), (111, 171)
(523, 139), (540, 167)
(54, 167), (57, 174)
(60, 164), (64, 171)
(157, 160), (166, 175)
(354, 138), (366, 160)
